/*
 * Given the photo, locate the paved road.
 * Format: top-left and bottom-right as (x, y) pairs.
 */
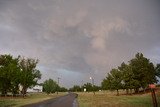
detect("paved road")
(23, 93), (78, 107)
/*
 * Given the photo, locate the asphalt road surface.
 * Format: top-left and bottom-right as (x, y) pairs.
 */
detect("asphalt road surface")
(23, 93), (78, 107)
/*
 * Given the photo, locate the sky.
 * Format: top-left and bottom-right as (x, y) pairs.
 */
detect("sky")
(0, 0), (160, 88)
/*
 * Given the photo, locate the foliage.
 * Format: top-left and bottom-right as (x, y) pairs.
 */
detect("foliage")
(69, 83), (101, 92)
(43, 79), (59, 94)
(102, 69), (122, 95)
(0, 54), (41, 96)
(83, 83), (93, 92)
(129, 53), (156, 91)
(0, 55), (20, 95)
(102, 53), (158, 94)
(19, 57), (41, 96)
(59, 87), (68, 92)
(69, 85), (81, 92)
(101, 73), (113, 90)
(121, 65), (136, 92)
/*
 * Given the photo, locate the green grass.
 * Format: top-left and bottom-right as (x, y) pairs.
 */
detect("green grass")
(77, 90), (160, 107)
(0, 92), (67, 107)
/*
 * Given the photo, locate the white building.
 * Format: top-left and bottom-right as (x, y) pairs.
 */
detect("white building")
(27, 85), (43, 93)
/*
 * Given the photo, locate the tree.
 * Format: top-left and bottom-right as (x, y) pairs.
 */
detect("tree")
(110, 69), (122, 95)
(102, 69), (122, 95)
(0, 55), (20, 96)
(43, 79), (58, 94)
(19, 57), (41, 97)
(0, 54), (41, 97)
(102, 53), (158, 95)
(59, 87), (68, 92)
(101, 73), (113, 90)
(121, 64), (138, 94)
(129, 53), (157, 93)
(93, 85), (101, 91)
(83, 83), (93, 92)
(118, 62), (137, 94)
(69, 85), (81, 92)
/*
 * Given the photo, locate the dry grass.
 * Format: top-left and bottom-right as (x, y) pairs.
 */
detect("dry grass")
(0, 92), (67, 107)
(77, 90), (160, 107)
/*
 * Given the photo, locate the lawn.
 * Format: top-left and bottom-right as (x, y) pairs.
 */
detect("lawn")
(0, 92), (66, 107)
(77, 90), (160, 107)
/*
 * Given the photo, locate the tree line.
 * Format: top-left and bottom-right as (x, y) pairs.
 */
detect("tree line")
(101, 53), (160, 95)
(1, 53), (159, 96)
(42, 79), (101, 94)
(0, 54), (41, 97)
(43, 78), (68, 94)
(69, 83), (101, 92)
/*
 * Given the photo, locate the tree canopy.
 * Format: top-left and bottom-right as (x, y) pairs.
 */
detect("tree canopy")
(0, 54), (41, 96)
(43, 79), (59, 94)
(19, 57), (41, 96)
(0, 55), (20, 95)
(102, 53), (159, 94)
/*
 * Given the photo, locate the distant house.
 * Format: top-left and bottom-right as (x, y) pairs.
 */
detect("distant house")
(27, 85), (43, 93)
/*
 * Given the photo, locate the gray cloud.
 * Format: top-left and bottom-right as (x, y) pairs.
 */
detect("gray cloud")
(0, 0), (160, 87)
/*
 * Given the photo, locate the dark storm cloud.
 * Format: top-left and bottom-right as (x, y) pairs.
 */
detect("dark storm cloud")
(0, 0), (160, 87)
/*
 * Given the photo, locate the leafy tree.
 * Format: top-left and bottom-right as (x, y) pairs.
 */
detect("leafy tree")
(102, 53), (158, 95)
(101, 73), (113, 90)
(69, 85), (81, 92)
(19, 57), (41, 96)
(118, 62), (137, 94)
(121, 64), (138, 94)
(102, 69), (122, 95)
(82, 83), (93, 92)
(0, 54), (41, 97)
(9, 57), (21, 95)
(59, 87), (68, 92)
(118, 62), (127, 71)
(0, 55), (20, 96)
(129, 53), (156, 93)
(110, 69), (122, 95)
(43, 79), (58, 94)
(93, 85), (101, 91)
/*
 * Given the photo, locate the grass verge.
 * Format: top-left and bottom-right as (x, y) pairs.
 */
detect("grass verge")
(77, 90), (160, 107)
(0, 92), (66, 107)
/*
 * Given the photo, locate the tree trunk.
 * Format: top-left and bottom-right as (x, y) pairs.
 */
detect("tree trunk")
(22, 87), (27, 98)
(143, 88), (146, 93)
(135, 88), (139, 94)
(126, 89), (129, 95)
(93, 91), (95, 95)
(1, 89), (7, 97)
(130, 89), (132, 95)
(117, 89), (119, 96)
(12, 86), (19, 97)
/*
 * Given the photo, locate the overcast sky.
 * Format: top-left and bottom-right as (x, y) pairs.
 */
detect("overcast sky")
(0, 0), (160, 88)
